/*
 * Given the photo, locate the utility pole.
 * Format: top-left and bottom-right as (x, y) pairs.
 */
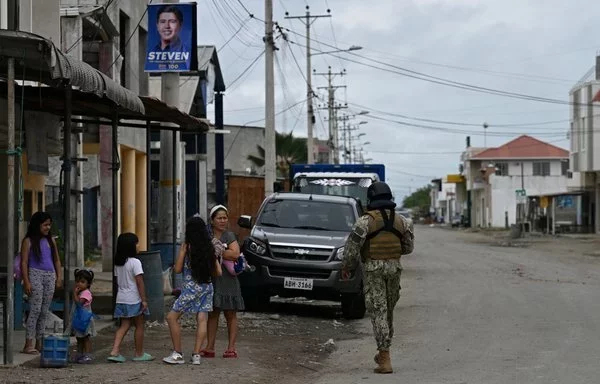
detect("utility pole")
(264, 0), (276, 196)
(483, 122), (488, 147)
(520, 161), (525, 236)
(285, 6), (331, 164)
(158, 0), (180, 246)
(1, 0), (18, 364)
(316, 67), (346, 164)
(342, 116), (348, 163)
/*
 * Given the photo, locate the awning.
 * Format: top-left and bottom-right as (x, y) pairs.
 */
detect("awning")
(444, 174), (466, 183)
(0, 30), (144, 115)
(0, 82), (210, 132)
(527, 191), (585, 198)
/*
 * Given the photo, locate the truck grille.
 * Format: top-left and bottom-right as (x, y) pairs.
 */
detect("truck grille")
(268, 266), (331, 279)
(270, 245), (333, 262)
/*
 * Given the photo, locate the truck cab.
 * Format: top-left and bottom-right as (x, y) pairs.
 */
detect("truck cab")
(290, 164), (385, 207)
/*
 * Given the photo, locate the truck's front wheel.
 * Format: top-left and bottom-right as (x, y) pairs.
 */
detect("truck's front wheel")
(341, 290), (366, 319)
(243, 289), (270, 312)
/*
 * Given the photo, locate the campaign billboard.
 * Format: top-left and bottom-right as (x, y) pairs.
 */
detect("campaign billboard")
(145, 2), (198, 72)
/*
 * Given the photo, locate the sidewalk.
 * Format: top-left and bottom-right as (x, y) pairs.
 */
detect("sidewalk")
(1, 266), (115, 366)
(1, 318), (114, 366)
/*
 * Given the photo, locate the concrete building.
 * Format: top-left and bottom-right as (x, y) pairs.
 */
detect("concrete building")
(205, 124), (264, 208)
(567, 55), (600, 233)
(55, 0), (151, 270)
(430, 178), (457, 223)
(465, 135), (569, 228)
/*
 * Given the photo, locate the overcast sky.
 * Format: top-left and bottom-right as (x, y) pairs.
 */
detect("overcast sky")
(197, 0), (600, 201)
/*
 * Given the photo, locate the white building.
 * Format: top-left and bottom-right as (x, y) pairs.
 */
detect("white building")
(465, 135), (569, 228)
(567, 55), (600, 232)
(430, 179), (457, 223)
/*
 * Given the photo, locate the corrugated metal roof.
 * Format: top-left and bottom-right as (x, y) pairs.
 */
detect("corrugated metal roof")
(0, 30), (144, 114)
(0, 82), (210, 132)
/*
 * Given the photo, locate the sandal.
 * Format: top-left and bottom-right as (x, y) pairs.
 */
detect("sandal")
(107, 354), (126, 363)
(21, 347), (39, 355)
(200, 349), (215, 358)
(223, 349), (238, 358)
(132, 352), (155, 362)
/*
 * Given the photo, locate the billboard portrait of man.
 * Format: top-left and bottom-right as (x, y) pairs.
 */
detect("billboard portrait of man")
(145, 3), (197, 72)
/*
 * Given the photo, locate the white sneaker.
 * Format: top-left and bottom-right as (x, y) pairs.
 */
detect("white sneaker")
(191, 353), (201, 365)
(163, 351), (184, 364)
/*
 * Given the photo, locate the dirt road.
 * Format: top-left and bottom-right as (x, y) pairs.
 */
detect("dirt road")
(5, 227), (600, 383)
(1, 297), (365, 384)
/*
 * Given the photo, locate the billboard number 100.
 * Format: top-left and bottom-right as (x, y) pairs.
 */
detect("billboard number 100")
(168, 64), (179, 70)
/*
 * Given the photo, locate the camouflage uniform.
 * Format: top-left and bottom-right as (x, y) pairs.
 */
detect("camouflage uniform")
(342, 213), (414, 352)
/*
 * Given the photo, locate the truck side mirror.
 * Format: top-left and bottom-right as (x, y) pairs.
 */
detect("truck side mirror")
(238, 215), (253, 229)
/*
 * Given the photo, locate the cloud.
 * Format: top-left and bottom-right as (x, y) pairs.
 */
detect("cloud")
(198, 0), (598, 201)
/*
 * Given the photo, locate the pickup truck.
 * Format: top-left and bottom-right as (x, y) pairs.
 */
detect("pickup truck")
(237, 192), (366, 319)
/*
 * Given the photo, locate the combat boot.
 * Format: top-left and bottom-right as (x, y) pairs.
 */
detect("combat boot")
(374, 350), (393, 374)
(374, 351), (381, 364)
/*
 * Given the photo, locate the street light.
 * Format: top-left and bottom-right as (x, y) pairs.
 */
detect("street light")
(311, 45), (363, 57)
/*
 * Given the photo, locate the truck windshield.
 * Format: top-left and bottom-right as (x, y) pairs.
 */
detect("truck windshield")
(258, 199), (356, 232)
(293, 177), (371, 203)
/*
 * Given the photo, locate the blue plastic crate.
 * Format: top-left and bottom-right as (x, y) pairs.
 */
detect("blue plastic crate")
(40, 335), (69, 368)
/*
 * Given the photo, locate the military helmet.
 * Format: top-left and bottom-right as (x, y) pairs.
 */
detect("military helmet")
(367, 181), (393, 201)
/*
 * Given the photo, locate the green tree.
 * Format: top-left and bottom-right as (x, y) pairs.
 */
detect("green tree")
(402, 186), (431, 217)
(247, 132), (307, 177)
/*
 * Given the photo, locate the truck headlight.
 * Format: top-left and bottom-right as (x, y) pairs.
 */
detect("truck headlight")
(248, 239), (267, 255)
(335, 247), (345, 260)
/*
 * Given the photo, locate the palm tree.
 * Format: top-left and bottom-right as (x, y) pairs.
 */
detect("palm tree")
(247, 132), (307, 177)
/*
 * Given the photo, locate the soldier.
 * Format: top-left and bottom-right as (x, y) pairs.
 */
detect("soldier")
(341, 181), (414, 374)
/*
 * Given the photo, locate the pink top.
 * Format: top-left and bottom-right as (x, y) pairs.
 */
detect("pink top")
(79, 289), (93, 308)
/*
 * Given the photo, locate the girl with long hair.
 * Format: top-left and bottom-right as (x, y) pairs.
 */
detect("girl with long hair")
(107, 233), (154, 362)
(163, 215), (223, 365)
(20, 211), (62, 354)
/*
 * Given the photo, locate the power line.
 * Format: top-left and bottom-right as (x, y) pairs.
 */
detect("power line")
(210, 0), (260, 47)
(65, 0), (117, 54)
(350, 51), (577, 85)
(242, 98), (308, 126)
(281, 31), (599, 109)
(218, 16), (251, 53)
(366, 138), (568, 156)
(234, 0), (254, 16)
(108, 0), (152, 72)
(227, 49), (265, 90)
(346, 102), (570, 129)
(361, 114), (568, 137)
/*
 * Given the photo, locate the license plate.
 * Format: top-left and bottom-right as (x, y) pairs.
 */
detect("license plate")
(283, 277), (314, 291)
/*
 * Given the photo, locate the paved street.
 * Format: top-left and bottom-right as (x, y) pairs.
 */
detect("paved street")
(315, 226), (600, 384)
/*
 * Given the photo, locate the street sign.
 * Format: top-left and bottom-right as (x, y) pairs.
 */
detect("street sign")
(539, 196), (548, 209)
